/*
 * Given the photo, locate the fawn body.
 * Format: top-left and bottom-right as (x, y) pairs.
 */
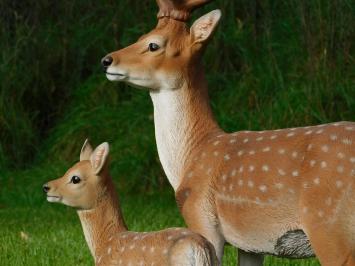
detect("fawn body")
(102, 0), (355, 264)
(43, 140), (217, 266)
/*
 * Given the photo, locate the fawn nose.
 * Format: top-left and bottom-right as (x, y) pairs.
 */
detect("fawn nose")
(43, 184), (50, 194)
(101, 56), (113, 68)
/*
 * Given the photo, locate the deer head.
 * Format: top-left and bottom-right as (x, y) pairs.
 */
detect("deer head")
(102, 0), (221, 91)
(43, 139), (111, 209)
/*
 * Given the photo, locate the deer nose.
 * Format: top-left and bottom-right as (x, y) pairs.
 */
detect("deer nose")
(101, 56), (113, 68)
(43, 184), (50, 194)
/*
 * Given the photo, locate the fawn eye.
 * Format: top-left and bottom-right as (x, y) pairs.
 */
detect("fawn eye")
(71, 175), (81, 184)
(148, 43), (160, 52)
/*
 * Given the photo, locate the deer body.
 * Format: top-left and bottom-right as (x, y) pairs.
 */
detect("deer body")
(102, 1), (355, 264)
(44, 141), (217, 266)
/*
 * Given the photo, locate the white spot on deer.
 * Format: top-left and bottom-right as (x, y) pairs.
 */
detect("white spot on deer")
(187, 172), (193, 178)
(129, 244), (135, 250)
(330, 134), (337, 141)
(239, 166), (244, 173)
(256, 136), (263, 141)
(278, 169), (286, 176)
(248, 180), (254, 188)
(230, 139), (237, 143)
(163, 248), (168, 255)
(345, 126), (354, 131)
(243, 138), (249, 143)
(310, 160), (316, 167)
(318, 211), (324, 217)
(213, 140), (220, 146)
(305, 130), (313, 135)
(107, 247), (112, 254)
(249, 150), (255, 155)
(287, 132), (295, 137)
(337, 152), (345, 159)
(262, 146), (271, 152)
(150, 247), (155, 253)
(97, 256), (102, 263)
(336, 180), (343, 188)
(238, 150), (244, 156)
(222, 174), (227, 182)
(307, 144), (313, 151)
(238, 179), (244, 186)
(288, 188), (295, 194)
(275, 183), (284, 189)
(321, 145), (329, 152)
(321, 161), (327, 168)
(249, 165), (255, 172)
(120, 246), (125, 252)
(231, 169), (237, 176)
(206, 167), (212, 174)
(337, 165), (344, 173)
(167, 235), (173, 240)
(292, 151), (298, 158)
(278, 148), (286, 154)
(313, 177), (320, 185)
(262, 165), (269, 172)
(325, 197), (332, 206)
(270, 135), (277, 140)
(213, 151), (219, 156)
(224, 154), (231, 161)
(316, 129), (323, 134)
(259, 185), (267, 192)
(229, 184), (234, 191)
(350, 157), (355, 163)
(303, 182), (309, 188)
(342, 138), (352, 145)
(292, 170), (299, 177)
(303, 207), (308, 214)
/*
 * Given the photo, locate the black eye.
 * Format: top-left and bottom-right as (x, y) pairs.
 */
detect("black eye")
(71, 175), (81, 184)
(148, 43), (160, 52)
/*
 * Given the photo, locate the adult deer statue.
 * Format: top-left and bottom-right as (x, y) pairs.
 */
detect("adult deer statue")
(43, 140), (217, 266)
(101, 0), (355, 265)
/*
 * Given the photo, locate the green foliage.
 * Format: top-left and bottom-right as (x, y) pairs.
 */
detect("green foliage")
(0, 0), (353, 177)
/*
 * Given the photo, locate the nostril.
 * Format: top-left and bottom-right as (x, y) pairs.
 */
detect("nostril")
(101, 56), (113, 68)
(43, 184), (50, 194)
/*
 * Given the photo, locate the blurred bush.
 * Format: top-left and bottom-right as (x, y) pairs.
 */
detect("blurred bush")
(0, 0), (354, 191)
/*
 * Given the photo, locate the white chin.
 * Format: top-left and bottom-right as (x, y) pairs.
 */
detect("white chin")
(106, 73), (126, 81)
(47, 196), (61, 203)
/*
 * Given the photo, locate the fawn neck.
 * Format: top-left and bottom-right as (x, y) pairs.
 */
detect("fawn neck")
(150, 66), (222, 190)
(77, 176), (127, 258)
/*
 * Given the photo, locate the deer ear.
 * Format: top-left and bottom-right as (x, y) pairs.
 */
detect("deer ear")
(80, 139), (93, 161)
(90, 142), (109, 175)
(190, 9), (221, 45)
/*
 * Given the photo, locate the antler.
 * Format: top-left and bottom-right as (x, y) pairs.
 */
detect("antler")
(156, 0), (212, 21)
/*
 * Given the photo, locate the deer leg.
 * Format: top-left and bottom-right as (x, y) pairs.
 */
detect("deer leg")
(238, 249), (264, 266)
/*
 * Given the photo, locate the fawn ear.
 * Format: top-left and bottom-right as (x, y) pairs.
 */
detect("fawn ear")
(90, 142), (109, 175)
(80, 139), (93, 161)
(190, 9), (221, 45)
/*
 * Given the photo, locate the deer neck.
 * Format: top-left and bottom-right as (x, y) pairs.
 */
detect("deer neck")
(77, 178), (127, 258)
(150, 68), (222, 190)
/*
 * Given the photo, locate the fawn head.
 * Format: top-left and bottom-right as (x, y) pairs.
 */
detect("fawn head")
(43, 140), (111, 210)
(102, 0), (221, 90)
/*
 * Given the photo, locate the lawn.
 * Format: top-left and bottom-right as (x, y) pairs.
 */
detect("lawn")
(0, 169), (320, 266)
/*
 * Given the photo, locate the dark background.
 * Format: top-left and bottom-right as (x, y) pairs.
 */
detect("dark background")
(0, 0), (354, 194)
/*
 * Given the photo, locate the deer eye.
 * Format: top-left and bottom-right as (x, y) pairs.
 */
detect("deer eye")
(71, 175), (81, 184)
(148, 43), (160, 52)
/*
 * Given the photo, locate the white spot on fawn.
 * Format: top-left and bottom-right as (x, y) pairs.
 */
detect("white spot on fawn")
(275, 183), (284, 189)
(337, 152), (345, 159)
(249, 165), (255, 172)
(262, 165), (269, 172)
(321, 145), (329, 152)
(224, 154), (231, 161)
(292, 170), (299, 177)
(256, 136), (263, 141)
(248, 180), (254, 188)
(278, 148), (286, 154)
(278, 169), (286, 176)
(259, 185), (267, 192)
(313, 177), (320, 185)
(238, 179), (244, 186)
(337, 166), (344, 173)
(321, 161), (327, 168)
(336, 180), (343, 188)
(330, 134), (337, 141)
(262, 146), (271, 152)
(310, 160), (316, 167)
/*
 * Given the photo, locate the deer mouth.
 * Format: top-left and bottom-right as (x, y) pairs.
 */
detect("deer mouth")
(105, 71), (127, 81)
(47, 195), (61, 203)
